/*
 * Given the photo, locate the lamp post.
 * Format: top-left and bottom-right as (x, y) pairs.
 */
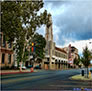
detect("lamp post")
(89, 41), (92, 52)
(89, 42), (92, 44)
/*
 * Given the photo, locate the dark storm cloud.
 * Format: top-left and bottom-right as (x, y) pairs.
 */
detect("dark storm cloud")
(44, 1), (69, 8)
(37, 0), (92, 47)
(43, 0), (92, 45)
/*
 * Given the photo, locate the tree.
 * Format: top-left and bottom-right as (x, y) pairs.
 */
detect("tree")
(1, 1), (22, 41)
(1, 1), (49, 41)
(74, 57), (78, 67)
(1, 1), (49, 67)
(74, 55), (80, 67)
(32, 33), (46, 63)
(81, 46), (92, 78)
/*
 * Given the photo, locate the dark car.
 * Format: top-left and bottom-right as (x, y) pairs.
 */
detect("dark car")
(90, 68), (92, 72)
(34, 65), (41, 69)
(27, 65), (33, 68)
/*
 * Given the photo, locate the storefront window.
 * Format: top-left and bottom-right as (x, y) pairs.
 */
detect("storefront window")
(2, 35), (6, 47)
(8, 54), (11, 64)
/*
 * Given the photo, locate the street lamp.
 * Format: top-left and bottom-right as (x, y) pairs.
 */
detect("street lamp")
(89, 42), (92, 44)
(89, 41), (92, 51)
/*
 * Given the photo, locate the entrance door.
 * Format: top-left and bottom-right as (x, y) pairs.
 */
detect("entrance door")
(58, 63), (60, 69)
(44, 64), (48, 69)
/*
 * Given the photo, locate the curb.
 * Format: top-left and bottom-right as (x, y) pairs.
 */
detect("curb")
(0, 71), (35, 75)
(69, 74), (92, 81)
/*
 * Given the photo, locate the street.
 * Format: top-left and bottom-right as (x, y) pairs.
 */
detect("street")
(1, 69), (92, 90)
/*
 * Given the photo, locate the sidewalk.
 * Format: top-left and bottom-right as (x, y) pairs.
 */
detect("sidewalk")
(70, 74), (92, 81)
(0, 69), (38, 75)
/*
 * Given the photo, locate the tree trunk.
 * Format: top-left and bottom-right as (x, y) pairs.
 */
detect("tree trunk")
(20, 43), (26, 71)
(87, 67), (89, 78)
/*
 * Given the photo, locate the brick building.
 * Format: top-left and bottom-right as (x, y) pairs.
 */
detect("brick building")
(63, 44), (78, 67)
(0, 32), (13, 68)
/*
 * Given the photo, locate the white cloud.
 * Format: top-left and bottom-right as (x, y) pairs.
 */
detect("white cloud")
(36, 25), (45, 37)
(69, 39), (92, 55)
(53, 25), (60, 41)
(45, 4), (67, 16)
(57, 39), (92, 56)
(44, 0), (92, 40)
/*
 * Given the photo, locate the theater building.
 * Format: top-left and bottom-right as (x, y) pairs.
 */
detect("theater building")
(41, 14), (68, 70)
(0, 32), (13, 68)
(0, 14), (78, 70)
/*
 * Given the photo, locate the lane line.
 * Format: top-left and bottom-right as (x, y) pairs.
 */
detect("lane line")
(1, 74), (53, 84)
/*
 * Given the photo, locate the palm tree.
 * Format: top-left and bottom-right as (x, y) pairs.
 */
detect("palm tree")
(81, 46), (92, 78)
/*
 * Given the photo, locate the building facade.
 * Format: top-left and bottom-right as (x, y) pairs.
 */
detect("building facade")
(63, 44), (78, 67)
(0, 14), (78, 70)
(0, 32), (13, 68)
(41, 15), (68, 70)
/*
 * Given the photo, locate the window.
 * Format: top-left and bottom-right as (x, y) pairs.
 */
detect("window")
(59, 53), (60, 57)
(2, 35), (6, 47)
(47, 58), (49, 61)
(2, 53), (5, 64)
(0, 34), (2, 46)
(8, 54), (11, 64)
(52, 62), (54, 64)
(55, 52), (57, 56)
(8, 42), (12, 48)
(52, 50), (54, 55)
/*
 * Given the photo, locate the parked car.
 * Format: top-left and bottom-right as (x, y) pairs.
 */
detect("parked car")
(18, 66), (27, 70)
(22, 66), (27, 70)
(27, 65), (33, 68)
(90, 68), (92, 72)
(34, 65), (41, 69)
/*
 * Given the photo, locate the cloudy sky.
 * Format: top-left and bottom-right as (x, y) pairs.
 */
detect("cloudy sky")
(37, 0), (92, 56)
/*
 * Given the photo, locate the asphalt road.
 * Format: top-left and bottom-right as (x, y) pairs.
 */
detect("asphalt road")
(1, 69), (92, 90)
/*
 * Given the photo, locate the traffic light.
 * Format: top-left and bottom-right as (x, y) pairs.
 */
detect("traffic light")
(32, 42), (34, 46)
(31, 42), (36, 52)
(32, 47), (34, 52)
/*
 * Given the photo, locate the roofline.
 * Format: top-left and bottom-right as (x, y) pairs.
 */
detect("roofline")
(55, 47), (67, 54)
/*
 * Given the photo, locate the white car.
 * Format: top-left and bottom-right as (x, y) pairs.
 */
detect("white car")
(19, 66), (27, 70)
(22, 66), (27, 70)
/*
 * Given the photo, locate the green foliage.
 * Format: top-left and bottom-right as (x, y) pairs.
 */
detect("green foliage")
(1, 1), (49, 65)
(81, 46), (92, 78)
(1, 1), (49, 41)
(32, 33), (46, 61)
(1, 1), (22, 41)
(74, 57), (78, 65)
(74, 55), (81, 67)
(81, 46), (92, 67)
(23, 48), (29, 62)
